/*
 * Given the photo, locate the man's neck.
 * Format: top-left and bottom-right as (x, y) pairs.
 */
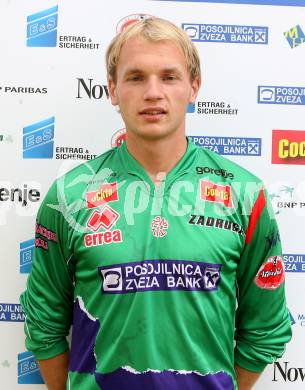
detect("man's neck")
(125, 133), (188, 184)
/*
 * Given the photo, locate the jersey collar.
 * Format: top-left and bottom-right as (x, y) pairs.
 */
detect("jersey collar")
(117, 137), (199, 188)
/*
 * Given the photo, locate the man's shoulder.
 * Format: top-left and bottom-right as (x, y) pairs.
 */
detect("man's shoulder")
(45, 147), (119, 205)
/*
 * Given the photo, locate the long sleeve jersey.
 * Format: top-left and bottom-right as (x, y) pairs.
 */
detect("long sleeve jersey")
(20, 138), (292, 389)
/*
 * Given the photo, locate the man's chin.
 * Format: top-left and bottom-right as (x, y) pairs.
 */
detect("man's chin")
(128, 128), (177, 142)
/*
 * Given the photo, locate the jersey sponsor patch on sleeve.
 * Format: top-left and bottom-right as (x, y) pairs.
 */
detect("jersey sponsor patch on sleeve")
(255, 255), (285, 290)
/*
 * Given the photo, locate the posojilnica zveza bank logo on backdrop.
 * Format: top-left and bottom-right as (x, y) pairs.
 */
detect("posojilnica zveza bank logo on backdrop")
(258, 86), (305, 105)
(182, 22), (268, 44)
(26, 5), (100, 49)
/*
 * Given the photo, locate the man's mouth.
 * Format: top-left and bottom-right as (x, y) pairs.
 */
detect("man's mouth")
(139, 108), (167, 116)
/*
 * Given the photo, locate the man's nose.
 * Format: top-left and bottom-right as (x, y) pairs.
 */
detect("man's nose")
(143, 77), (164, 100)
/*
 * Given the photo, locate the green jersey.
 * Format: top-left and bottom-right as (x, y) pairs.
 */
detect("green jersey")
(20, 139), (291, 389)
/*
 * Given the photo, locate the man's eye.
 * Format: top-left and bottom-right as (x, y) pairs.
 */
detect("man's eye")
(128, 76), (142, 81)
(163, 75), (176, 81)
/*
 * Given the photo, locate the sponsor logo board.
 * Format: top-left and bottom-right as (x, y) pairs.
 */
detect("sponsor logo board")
(18, 352), (44, 384)
(27, 6), (100, 49)
(272, 130), (305, 165)
(20, 239), (35, 273)
(190, 136), (262, 156)
(283, 254), (305, 272)
(183, 23), (268, 44)
(284, 25), (305, 48)
(99, 259), (222, 294)
(273, 361), (305, 383)
(258, 86), (305, 105)
(0, 304), (25, 322)
(116, 14), (152, 33)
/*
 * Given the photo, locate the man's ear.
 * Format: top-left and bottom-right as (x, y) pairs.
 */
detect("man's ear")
(189, 76), (201, 104)
(108, 78), (118, 106)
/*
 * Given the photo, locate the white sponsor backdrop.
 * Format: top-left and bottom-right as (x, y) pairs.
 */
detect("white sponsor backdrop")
(0, 0), (304, 388)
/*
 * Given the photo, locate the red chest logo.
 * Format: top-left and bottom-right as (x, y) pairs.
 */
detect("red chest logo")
(86, 183), (118, 209)
(200, 180), (232, 208)
(87, 205), (120, 232)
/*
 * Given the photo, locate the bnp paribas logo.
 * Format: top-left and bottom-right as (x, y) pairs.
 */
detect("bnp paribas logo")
(284, 25), (305, 49)
(23, 117), (55, 158)
(27, 6), (58, 47)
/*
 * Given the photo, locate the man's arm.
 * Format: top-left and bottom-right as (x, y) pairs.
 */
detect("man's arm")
(234, 185), (291, 373)
(235, 364), (261, 390)
(38, 351), (69, 390)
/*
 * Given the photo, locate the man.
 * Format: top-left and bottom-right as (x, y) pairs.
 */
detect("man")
(21, 17), (291, 390)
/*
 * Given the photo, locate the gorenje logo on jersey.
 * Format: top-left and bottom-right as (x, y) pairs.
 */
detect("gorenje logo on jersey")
(27, 6), (58, 47)
(196, 166), (234, 179)
(283, 254), (305, 272)
(258, 86), (305, 105)
(183, 23), (268, 44)
(189, 136), (262, 156)
(86, 183), (118, 209)
(0, 304), (24, 322)
(23, 117), (55, 159)
(200, 180), (232, 208)
(272, 130), (305, 165)
(99, 260), (222, 294)
(20, 239), (35, 273)
(284, 25), (305, 48)
(18, 352), (44, 384)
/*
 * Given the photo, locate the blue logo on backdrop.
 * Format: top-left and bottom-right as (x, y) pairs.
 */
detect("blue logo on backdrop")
(284, 25), (305, 48)
(258, 86), (305, 105)
(27, 6), (58, 47)
(283, 254), (305, 272)
(155, 1), (305, 7)
(23, 117), (55, 158)
(20, 239), (35, 273)
(182, 23), (268, 44)
(0, 304), (25, 322)
(18, 352), (44, 384)
(189, 136), (261, 156)
(187, 103), (196, 113)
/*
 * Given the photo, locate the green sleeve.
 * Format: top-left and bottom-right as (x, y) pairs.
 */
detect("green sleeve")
(234, 186), (292, 372)
(20, 180), (75, 360)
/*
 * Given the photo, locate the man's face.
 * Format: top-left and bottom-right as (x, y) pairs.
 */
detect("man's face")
(108, 36), (200, 141)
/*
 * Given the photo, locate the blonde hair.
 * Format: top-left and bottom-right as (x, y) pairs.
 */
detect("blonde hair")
(106, 17), (201, 83)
